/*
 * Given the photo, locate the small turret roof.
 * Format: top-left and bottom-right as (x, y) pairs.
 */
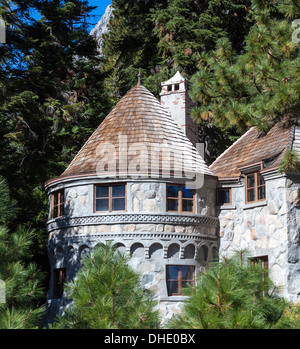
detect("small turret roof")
(162, 71), (185, 85)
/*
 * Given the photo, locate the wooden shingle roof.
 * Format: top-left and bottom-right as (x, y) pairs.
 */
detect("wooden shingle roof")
(210, 123), (296, 179)
(46, 84), (214, 185)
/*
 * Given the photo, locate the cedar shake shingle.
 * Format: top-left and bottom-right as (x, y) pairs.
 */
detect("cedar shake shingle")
(210, 123), (295, 179)
(46, 84), (214, 185)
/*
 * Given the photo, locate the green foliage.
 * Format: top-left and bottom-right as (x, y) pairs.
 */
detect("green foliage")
(52, 243), (160, 329)
(152, 0), (251, 76)
(102, 0), (251, 100)
(0, 177), (45, 329)
(190, 0), (300, 134)
(168, 250), (289, 329)
(279, 148), (300, 174)
(275, 303), (300, 329)
(0, 0), (112, 269)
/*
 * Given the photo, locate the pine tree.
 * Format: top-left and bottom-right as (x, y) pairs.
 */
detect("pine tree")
(152, 0), (251, 77)
(168, 250), (289, 329)
(0, 0), (111, 271)
(52, 243), (160, 329)
(102, 0), (252, 99)
(0, 177), (45, 329)
(190, 0), (300, 135)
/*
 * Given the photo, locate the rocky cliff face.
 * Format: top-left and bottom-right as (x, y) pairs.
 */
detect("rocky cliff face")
(90, 5), (113, 53)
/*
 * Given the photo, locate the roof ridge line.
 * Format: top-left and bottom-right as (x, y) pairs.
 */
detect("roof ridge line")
(210, 127), (255, 170)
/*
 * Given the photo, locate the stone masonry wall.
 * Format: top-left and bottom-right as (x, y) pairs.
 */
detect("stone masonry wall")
(45, 178), (219, 324)
(285, 176), (300, 301)
(219, 175), (300, 302)
(219, 177), (287, 292)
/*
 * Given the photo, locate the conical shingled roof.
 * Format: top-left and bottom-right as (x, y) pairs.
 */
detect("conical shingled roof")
(47, 84), (214, 185)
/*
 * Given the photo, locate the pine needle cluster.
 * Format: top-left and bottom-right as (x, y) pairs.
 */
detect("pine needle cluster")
(52, 242), (160, 329)
(0, 178), (45, 329)
(168, 250), (289, 329)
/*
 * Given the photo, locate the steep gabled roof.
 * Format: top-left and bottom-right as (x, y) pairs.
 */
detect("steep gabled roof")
(210, 123), (296, 179)
(46, 84), (214, 186)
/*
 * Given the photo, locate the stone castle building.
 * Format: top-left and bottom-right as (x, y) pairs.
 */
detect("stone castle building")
(44, 72), (300, 322)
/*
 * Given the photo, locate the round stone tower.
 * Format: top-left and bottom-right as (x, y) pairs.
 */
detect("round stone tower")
(44, 76), (218, 323)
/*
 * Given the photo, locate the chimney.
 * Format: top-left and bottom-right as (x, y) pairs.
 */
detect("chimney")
(160, 71), (198, 146)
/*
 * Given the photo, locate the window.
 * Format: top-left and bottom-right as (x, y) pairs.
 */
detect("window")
(53, 268), (66, 299)
(52, 190), (65, 219)
(217, 188), (231, 206)
(245, 172), (266, 203)
(250, 255), (268, 271)
(167, 85), (172, 92)
(95, 184), (126, 212)
(167, 185), (195, 213)
(250, 256), (269, 289)
(174, 83), (180, 91)
(166, 265), (195, 296)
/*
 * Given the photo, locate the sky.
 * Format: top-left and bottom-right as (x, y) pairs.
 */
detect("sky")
(87, 0), (112, 31)
(28, 0), (112, 33)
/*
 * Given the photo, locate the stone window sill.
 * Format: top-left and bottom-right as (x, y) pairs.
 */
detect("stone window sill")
(160, 296), (189, 302)
(243, 200), (267, 210)
(216, 204), (236, 210)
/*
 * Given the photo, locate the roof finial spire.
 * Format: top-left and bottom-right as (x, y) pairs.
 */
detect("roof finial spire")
(137, 70), (141, 85)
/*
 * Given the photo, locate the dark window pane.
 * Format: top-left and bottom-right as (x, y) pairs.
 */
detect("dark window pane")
(247, 174), (255, 188)
(247, 188), (255, 202)
(167, 85), (172, 92)
(53, 268), (66, 299)
(60, 204), (64, 216)
(96, 198), (109, 211)
(174, 83), (179, 91)
(167, 281), (179, 295)
(112, 185), (125, 198)
(167, 199), (178, 211)
(60, 191), (64, 203)
(96, 186), (109, 198)
(182, 199), (193, 212)
(167, 265), (178, 278)
(167, 185), (179, 198)
(182, 186), (194, 199)
(180, 266), (194, 280)
(53, 206), (58, 218)
(217, 189), (230, 205)
(258, 186), (266, 200)
(112, 198), (125, 211)
(166, 266), (194, 296)
(257, 173), (265, 186)
(53, 193), (59, 205)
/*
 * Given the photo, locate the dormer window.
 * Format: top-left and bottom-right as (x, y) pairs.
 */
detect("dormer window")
(245, 172), (266, 203)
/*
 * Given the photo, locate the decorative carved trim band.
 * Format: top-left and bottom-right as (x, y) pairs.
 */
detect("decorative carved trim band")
(49, 231), (218, 245)
(46, 213), (219, 233)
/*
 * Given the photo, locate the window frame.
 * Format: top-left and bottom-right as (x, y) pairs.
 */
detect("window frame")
(166, 184), (195, 214)
(166, 265), (195, 296)
(245, 172), (266, 204)
(53, 268), (66, 299)
(216, 188), (232, 206)
(51, 190), (65, 219)
(94, 183), (127, 213)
